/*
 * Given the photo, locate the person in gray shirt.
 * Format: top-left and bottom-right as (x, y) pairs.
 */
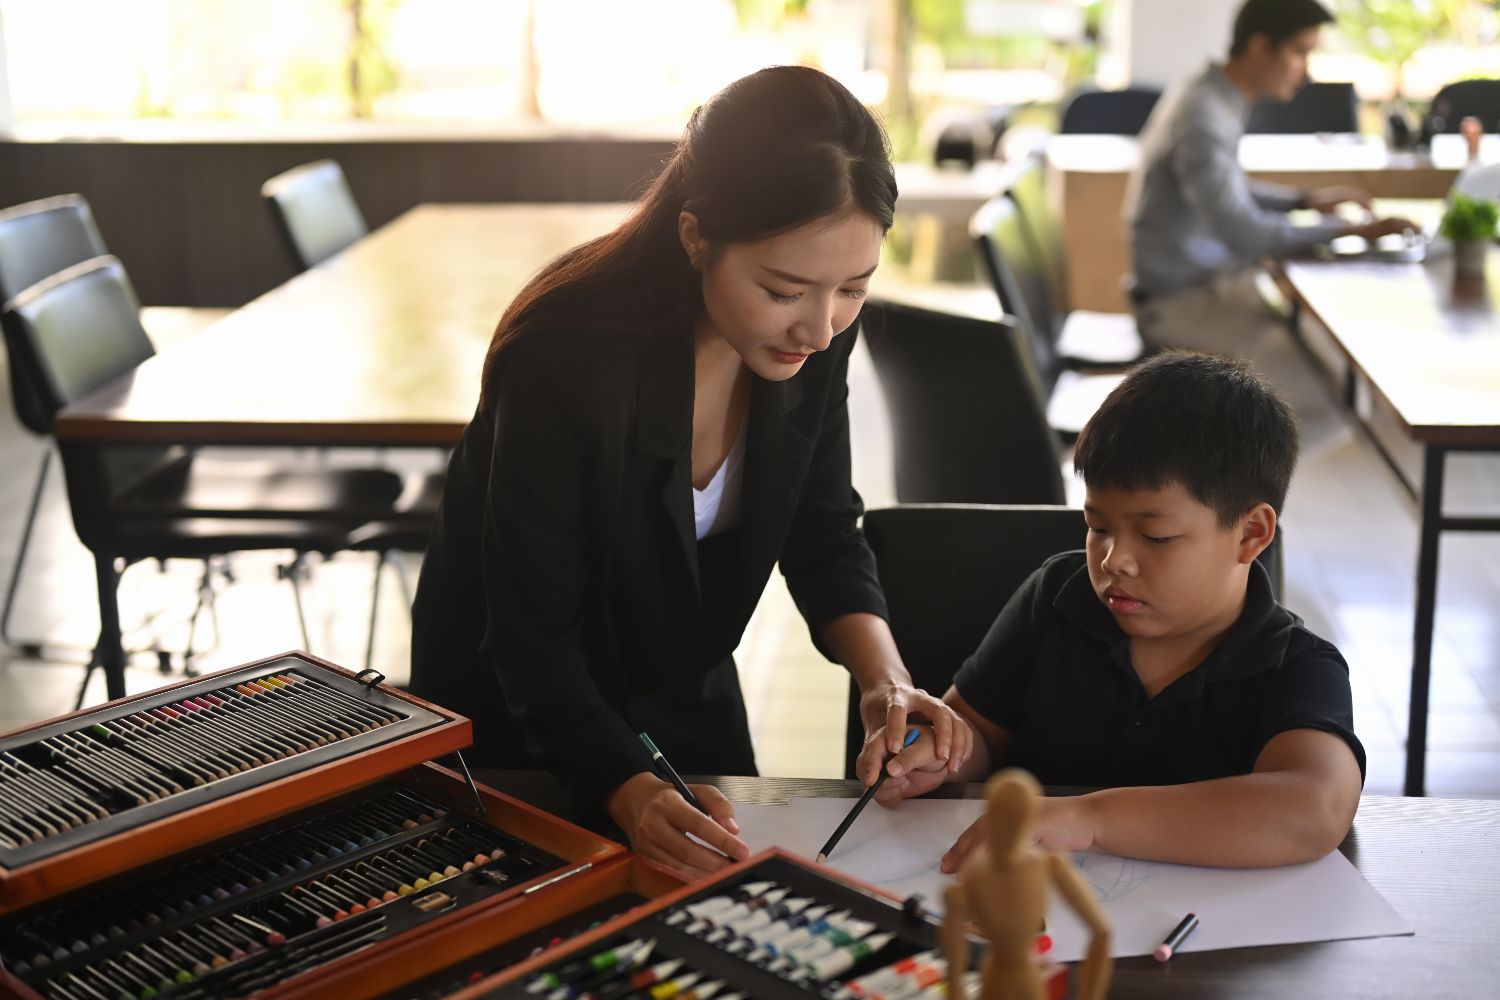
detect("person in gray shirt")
(1126, 0), (1413, 355)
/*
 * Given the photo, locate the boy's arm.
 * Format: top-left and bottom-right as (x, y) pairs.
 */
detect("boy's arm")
(1039, 728), (1362, 867)
(940, 685), (1013, 784)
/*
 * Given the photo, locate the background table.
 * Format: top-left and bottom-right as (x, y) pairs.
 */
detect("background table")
(1278, 240), (1500, 797)
(477, 771), (1500, 1000)
(55, 203), (634, 448)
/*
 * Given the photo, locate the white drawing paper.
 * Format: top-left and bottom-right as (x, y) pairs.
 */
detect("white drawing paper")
(729, 796), (1411, 961)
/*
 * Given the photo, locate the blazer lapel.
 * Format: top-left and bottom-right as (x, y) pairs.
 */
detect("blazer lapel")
(634, 332), (700, 600)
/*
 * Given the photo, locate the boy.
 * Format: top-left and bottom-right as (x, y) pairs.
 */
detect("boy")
(861, 352), (1364, 869)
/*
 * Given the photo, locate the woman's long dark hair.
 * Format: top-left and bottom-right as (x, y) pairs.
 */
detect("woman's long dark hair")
(480, 65), (897, 409)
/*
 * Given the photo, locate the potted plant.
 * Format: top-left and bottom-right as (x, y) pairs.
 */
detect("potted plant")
(1440, 193), (1498, 275)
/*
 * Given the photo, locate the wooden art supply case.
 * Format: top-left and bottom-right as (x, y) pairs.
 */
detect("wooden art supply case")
(454, 848), (977, 1000)
(0, 651), (628, 1000)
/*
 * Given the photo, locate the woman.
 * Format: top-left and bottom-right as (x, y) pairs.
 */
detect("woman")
(411, 66), (971, 878)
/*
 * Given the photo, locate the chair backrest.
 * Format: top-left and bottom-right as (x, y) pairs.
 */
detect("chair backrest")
(0, 195), (112, 435)
(260, 160), (369, 272)
(2, 256), (173, 550)
(970, 196), (1060, 381)
(1058, 86), (1162, 136)
(1, 256), (155, 430)
(1423, 78), (1500, 139)
(1005, 157), (1069, 319)
(841, 503), (1287, 777)
(860, 298), (1065, 507)
(842, 503), (1088, 777)
(1246, 81), (1359, 134)
(0, 194), (109, 302)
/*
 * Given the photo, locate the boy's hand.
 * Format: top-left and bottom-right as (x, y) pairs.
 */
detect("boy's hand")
(863, 725), (951, 806)
(939, 795), (1098, 873)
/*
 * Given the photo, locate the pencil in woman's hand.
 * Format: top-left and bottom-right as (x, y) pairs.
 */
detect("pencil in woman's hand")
(816, 727), (920, 862)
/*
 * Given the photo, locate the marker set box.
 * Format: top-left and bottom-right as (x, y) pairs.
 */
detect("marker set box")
(462, 849), (988, 1000)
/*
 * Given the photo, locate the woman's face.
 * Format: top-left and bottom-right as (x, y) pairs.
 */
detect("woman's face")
(686, 209), (884, 381)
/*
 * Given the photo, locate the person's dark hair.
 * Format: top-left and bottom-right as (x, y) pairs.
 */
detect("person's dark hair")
(1230, 0), (1334, 58)
(1073, 352), (1300, 527)
(480, 65), (896, 408)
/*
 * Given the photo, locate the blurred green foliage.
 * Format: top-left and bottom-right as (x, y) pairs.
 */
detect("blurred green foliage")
(1441, 192), (1499, 241)
(1333, 0), (1493, 94)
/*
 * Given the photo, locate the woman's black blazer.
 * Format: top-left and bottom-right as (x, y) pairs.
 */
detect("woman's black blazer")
(410, 318), (887, 810)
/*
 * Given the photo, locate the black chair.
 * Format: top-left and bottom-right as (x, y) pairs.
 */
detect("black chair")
(860, 298), (1065, 506)
(0, 194), (228, 652)
(0, 196), (105, 647)
(261, 160), (369, 272)
(1004, 159), (1146, 368)
(841, 503), (1286, 777)
(343, 469), (445, 669)
(1058, 86), (1162, 136)
(1422, 79), (1500, 141)
(1247, 81), (1359, 134)
(843, 504), (1088, 777)
(1, 257), (407, 703)
(970, 197), (1126, 437)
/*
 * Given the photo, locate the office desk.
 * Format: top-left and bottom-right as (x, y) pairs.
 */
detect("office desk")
(1278, 249), (1500, 796)
(1048, 132), (1486, 313)
(477, 771), (1500, 1000)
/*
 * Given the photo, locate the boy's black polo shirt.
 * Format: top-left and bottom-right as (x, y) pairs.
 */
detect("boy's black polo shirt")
(953, 551), (1366, 787)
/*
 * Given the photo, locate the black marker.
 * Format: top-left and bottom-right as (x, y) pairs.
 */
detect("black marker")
(1154, 912), (1199, 962)
(639, 732), (707, 814)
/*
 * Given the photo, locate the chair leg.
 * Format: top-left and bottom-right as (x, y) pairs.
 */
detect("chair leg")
(364, 550), (388, 671)
(392, 551), (413, 615)
(86, 552), (127, 704)
(1, 449), (52, 648)
(73, 651), (99, 712)
(182, 559), (213, 672)
(283, 553), (312, 652)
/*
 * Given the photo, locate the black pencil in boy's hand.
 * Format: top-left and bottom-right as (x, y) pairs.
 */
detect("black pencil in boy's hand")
(816, 727), (921, 863)
(639, 732), (707, 814)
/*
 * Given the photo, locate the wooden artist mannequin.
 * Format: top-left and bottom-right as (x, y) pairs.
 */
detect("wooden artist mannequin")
(942, 770), (1112, 1000)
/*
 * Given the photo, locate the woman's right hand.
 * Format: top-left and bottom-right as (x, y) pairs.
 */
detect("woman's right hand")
(605, 772), (750, 879)
(863, 724), (955, 806)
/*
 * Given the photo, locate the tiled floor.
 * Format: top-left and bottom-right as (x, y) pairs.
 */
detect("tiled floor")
(2, 290), (1498, 797)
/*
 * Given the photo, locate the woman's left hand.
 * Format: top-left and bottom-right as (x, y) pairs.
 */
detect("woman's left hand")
(856, 681), (971, 786)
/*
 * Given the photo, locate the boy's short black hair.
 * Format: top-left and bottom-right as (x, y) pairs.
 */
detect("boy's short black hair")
(1230, 0), (1334, 57)
(1073, 352), (1300, 528)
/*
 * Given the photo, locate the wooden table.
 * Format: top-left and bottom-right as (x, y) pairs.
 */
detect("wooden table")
(1049, 132), (1489, 313)
(1278, 245), (1500, 796)
(476, 771), (1500, 1000)
(54, 203), (634, 448)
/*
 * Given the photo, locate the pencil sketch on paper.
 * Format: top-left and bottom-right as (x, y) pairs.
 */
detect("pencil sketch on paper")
(1072, 852), (1154, 902)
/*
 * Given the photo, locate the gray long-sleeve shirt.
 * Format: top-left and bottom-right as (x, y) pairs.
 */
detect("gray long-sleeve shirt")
(1126, 63), (1344, 296)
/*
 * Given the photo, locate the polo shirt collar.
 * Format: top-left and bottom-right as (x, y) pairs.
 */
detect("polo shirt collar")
(1052, 558), (1291, 684)
(1206, 62), (1250, 121)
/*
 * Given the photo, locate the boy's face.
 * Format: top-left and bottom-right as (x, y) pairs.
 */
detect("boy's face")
(1084, 481), (1264, 643)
